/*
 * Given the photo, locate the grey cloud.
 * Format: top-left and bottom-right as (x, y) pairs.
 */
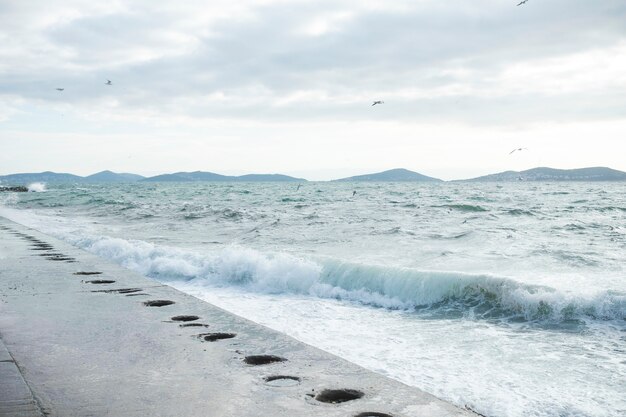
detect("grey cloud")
(1, 0), (626, 125)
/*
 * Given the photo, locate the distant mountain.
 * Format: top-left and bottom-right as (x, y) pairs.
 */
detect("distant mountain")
(465, 167), (626, 182)
(142, 171), (231, 182)
(0, 171), (145, 184)
(84, 170), (145, 183)
(142, 171), (305, 182)
(0, 171), (83, 184)
(334, 168), (442, 182)
(4, 167), (623, 184)
(236, 174), (306, 182)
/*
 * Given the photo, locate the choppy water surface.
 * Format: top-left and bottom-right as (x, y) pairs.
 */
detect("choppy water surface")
(1, 181), (624, 416)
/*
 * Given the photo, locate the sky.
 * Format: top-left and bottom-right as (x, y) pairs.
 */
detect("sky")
(1, 0), (625, 180)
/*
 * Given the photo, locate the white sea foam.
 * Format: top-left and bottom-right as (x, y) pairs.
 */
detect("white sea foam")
(1, 182), (625, 417)
(27, 182), (46, 192)
(63, 233), (625, 322)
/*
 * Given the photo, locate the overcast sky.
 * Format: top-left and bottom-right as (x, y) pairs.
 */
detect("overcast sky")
(1, 0), (625, 180)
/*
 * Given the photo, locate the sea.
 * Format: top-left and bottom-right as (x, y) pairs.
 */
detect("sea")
(0, 181), (624, 417)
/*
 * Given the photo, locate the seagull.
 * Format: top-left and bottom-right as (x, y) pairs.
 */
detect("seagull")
(517, 0), (528, 5)
(105, 79), (112, 85)
(509, 147), (528, 155)
(372, 100), (384, 106)
(56, 88), (64, 91)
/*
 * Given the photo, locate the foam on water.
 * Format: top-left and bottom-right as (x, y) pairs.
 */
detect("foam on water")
(32, 232), (621, 323)
(1, 182), (625, 417)
(175, 283), (626, 417)
(27, 182), (46, 192)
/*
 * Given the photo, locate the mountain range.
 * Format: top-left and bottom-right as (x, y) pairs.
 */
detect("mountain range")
(0, 170), (144, 184)
(462, 167), (626, 182)
(1, 167), (626, 184)
(142, 171), (305, 182)
(85, 170), (145, 182)
(334, 168), (442, 182)
(0, 170), (305, 184)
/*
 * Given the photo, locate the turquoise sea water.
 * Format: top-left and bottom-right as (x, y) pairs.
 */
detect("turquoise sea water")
(1, 181), (624, 416)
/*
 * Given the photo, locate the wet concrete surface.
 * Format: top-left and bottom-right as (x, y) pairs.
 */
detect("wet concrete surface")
(0, 217), (473, 417)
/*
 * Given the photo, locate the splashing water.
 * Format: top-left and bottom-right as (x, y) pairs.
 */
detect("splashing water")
(27, 182), (46, 192)
(0, 181), (625, 417)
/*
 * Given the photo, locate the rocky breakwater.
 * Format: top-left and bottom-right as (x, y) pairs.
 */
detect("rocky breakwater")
(0, 186), (28, 192)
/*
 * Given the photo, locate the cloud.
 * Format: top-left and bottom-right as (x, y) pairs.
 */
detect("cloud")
(1, 0), (626, 177)
(2, 0), (625, 125)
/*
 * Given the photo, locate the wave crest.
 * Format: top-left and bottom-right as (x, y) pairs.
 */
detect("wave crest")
(27, 182), (46, 192)
(67, 235), (626, 323)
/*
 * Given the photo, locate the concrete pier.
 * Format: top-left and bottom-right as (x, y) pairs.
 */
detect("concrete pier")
(0, 217), (473, 417)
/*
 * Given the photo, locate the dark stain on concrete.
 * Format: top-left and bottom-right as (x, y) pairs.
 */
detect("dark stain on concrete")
(315, 389), (364, 404)
(143, 300), (175, 307)
(244, 355), (287, 366)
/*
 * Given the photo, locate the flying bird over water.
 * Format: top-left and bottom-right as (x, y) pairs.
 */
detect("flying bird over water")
(55, 88), (64, 91)
(105, 79), (112, 85)
(509, 147), (528, 155)
(517, 0), (528, 5)
(372, 101), (384, 106)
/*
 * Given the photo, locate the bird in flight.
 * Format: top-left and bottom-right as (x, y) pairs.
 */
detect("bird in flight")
(55, 88), (64, 91)
(509, 147), (528, 155)
(372, 100), (384, 106)
(105, 79), (112, 85)
(517, 0), (528, 5)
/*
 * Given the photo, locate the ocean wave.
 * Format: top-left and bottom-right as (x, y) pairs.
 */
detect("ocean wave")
(178, 205), (245, 221)
(596, 206), (626, 212)
(434, 204), (488, 212)
(27, 182), (46, 192)
(504, 209), (535, 216)
(65, 234), (625, 323)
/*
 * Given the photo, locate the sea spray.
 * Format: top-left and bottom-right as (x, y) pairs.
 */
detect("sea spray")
(1, 181), (625, 416)
(27, 182), (46, 192)
(66, 234), (626, 322)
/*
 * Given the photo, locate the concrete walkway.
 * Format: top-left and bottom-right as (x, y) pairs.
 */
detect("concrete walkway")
(0, 338), (42, 417)
(0, 217), (473, 417)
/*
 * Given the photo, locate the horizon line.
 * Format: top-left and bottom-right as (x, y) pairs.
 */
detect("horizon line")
(1, 165), (625, 183)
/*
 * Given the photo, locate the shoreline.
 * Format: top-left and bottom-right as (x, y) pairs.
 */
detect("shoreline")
(0, 216), (473, 417)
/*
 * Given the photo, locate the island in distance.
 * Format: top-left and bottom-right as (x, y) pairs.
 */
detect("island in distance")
(0, 170), (306, 185)
(463, 167), (626, 182)
(2, 167), (626, 185)
(141, 171), (306, 182)
(334, 168), (442, 182)
(0, 170), (145, 184)
(85, 170), (145, 183)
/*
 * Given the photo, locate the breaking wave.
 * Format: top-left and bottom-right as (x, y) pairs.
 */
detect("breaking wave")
(27, 182), (46, 192)
(65, 234), (625, 323)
